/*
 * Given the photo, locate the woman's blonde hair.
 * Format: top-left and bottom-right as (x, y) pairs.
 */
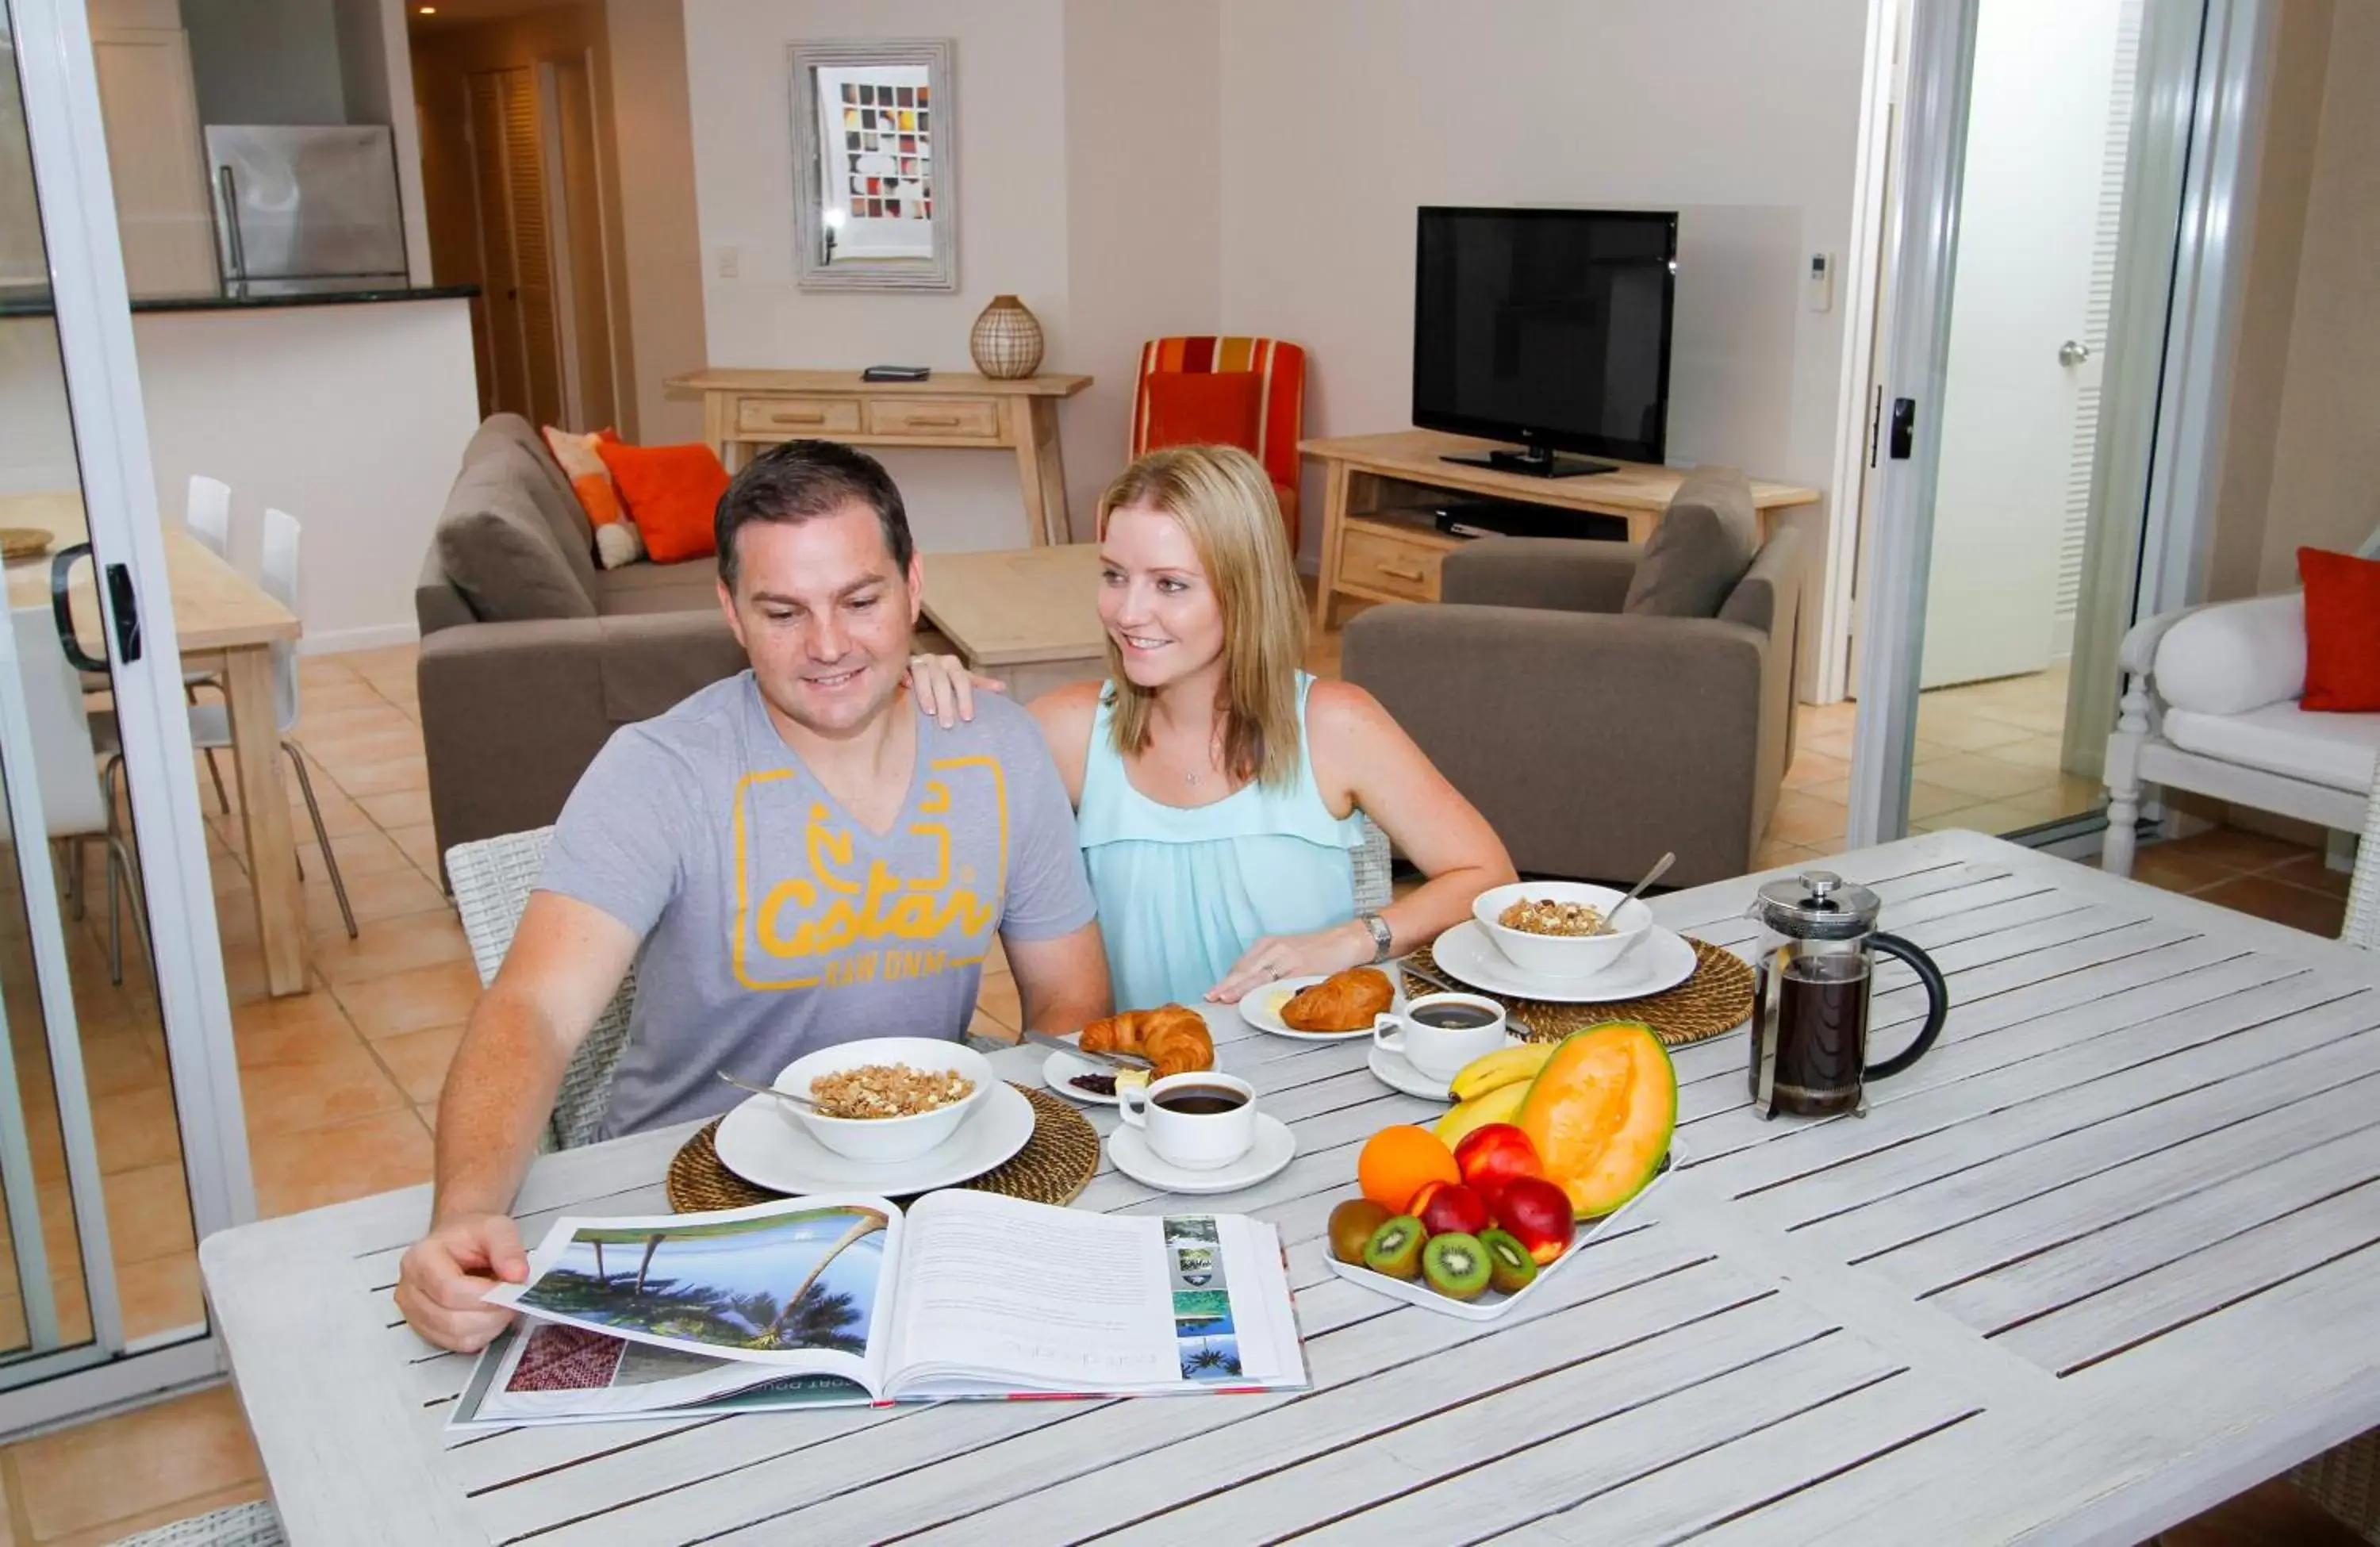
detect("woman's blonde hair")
(1097, 444), (1310, 789)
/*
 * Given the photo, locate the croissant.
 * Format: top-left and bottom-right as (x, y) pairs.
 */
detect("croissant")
(1079, 1004), (1215, 1079)
(1280, 966), (1395, 1033)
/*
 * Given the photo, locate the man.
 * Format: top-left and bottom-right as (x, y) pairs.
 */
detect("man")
(397, 440), (1111, 1353)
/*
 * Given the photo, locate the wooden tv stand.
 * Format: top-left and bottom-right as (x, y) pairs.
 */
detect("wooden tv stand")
(1301, 429), (1821, 628)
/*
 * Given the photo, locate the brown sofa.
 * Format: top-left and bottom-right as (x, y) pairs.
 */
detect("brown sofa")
(1342, 470), (1805, 889)
(416, 416), (747, 865)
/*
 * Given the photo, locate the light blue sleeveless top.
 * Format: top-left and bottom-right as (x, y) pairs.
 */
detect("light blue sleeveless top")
(1078, 673), (1366, 1008)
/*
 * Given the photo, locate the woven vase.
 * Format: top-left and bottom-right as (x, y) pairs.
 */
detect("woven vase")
(969, 294), (1044, 379)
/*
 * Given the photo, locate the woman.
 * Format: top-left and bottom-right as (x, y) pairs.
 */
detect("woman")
(914, 444), (1513, 1009)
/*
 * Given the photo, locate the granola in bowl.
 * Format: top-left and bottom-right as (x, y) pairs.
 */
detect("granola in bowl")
(808, 1062), (977, 1119)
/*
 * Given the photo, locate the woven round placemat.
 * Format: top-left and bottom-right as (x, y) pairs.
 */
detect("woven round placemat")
(1407, 936), (1754, 1047)
(0, 528), (52, 562)
(666, 1081), (1101, 1213)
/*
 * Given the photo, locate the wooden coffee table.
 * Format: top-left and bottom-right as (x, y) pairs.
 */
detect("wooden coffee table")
(918, 543), (1107, 702)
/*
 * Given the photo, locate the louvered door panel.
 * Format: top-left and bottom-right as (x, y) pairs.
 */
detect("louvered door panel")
(498, 67), (564, 427)
(466, 70), (528, 418)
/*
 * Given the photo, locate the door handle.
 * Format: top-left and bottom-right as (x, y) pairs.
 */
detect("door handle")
(48, 545), (107, 673)
(2059, 339), (2090, 366)
(1887, 397), (1917, 460)
(106, 563), (142, 664)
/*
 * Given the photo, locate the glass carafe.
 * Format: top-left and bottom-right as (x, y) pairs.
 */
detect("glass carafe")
(1746, 872), (1951, 1119)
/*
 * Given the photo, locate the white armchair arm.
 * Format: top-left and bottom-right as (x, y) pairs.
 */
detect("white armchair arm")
(2121, 591), (2305, 714)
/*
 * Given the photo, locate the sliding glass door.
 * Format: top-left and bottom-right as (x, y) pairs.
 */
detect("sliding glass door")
(0, 0), (251, 1433)
(1848, 0), (2263, 850)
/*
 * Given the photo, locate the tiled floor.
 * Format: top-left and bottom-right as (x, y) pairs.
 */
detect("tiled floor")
(0, 638), (2355, 1543)
(1756, 662), (2104, 873)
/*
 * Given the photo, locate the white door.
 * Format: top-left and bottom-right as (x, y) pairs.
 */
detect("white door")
(1917, 0), (2123, 689)
(87, 26), (215, 297)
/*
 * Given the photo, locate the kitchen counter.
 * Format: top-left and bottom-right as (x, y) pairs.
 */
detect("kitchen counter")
(0, 281), (478, 317)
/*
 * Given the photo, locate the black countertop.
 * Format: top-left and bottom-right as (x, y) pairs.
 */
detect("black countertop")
(0, 281), (478, 318)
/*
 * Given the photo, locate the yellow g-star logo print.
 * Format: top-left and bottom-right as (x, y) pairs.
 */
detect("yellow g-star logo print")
(731, 756), (1008, 990)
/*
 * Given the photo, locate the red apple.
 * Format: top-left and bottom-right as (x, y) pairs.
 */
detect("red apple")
(1416, 1181), (1491, 1238)
(1492, 1176), (1576, 1265)
(1454, 1123), (1541, 1200)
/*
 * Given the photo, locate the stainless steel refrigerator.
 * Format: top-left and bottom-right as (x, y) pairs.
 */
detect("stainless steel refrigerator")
(205, 125), (408, 295)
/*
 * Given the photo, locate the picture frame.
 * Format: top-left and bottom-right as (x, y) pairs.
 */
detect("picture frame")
(789, 38), (958, 292)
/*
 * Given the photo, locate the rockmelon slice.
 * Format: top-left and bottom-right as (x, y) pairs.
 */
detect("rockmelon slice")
(1515, 1021), (1676, 1218)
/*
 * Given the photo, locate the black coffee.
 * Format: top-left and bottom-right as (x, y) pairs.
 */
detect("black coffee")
(1411, 1004), (1499, 1031)
(1751, 954), (1868, 1116)
(1154, 1085), (1248, 1116)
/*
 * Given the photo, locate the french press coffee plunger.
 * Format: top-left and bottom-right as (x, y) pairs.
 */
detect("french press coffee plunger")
(1746, 872), (1951, 1118)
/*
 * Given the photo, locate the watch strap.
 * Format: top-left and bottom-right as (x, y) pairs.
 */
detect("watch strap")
(1357, 910), (1394, 963)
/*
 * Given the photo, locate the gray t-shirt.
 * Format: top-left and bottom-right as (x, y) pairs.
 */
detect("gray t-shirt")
(539, 673), (1095, 1138)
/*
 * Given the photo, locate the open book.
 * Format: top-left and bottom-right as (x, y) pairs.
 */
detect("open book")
(451, 1189), (1304, 1427)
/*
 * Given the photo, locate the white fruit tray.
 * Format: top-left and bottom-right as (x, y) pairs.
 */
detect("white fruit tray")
(1324, 1146), (1680, 1322)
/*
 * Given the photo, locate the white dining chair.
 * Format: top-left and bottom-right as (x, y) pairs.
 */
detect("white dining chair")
(94, 508), (355, 939)
(6, 606), (148, 983)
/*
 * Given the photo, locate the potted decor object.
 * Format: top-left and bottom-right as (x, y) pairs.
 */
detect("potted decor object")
(970, 294), (1044, 379)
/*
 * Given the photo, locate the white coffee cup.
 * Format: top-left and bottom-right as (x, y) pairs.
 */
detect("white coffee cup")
(1373, 992), (1511, 1081)
(1118, 1071), (1257, 1172)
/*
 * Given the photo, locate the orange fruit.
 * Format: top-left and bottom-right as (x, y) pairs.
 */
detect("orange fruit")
(1357, 1125), (1461, 1214)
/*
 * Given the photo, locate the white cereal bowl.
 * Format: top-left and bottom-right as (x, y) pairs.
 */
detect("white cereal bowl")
(1472, 880), (1655, 981)
(773, 1037), (994, 1165)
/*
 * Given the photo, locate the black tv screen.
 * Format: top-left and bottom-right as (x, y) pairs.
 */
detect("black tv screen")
(1413, 207), (1678, 465)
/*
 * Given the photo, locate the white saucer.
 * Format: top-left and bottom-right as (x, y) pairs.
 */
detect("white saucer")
(1107, 1113), (1296, 1195)
(1239, 969), (1409, 1040)
(1433, 921), (1699, 1003)
(1042, 1049), (1122, 1105)
(715, 1080), (1035, 1195)
(1366, 1041), (1461, 1102)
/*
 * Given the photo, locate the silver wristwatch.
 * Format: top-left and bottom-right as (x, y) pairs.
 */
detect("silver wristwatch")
(1357, 910), (1394, 963)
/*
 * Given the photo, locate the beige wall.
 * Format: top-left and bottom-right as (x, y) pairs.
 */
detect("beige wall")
(1061, 0), (1222, 534)
(1217, 0), (1871, 569)
(604, 0), (704, 443)
(2205, 0), (2380, 600)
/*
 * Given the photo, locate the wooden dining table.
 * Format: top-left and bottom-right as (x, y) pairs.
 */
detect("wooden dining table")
(198, 831), (2380, 1542)
(2, 489), (310, 996)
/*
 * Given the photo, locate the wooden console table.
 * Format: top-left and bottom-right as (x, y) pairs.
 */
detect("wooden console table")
(1303, 429), (1821, 627)
(668, 368), (1092, 547)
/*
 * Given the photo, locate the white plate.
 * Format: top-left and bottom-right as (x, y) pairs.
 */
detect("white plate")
(1431, 921), (1699, 1004)
(1239, 969), (1408, 1040)
(1326, 1148), (1679, 1320)
(1107, 1113), (1296, 1195)
(1042, 1049), (1124, 1105)
(1368, 1041), (1461, 1103)
(714, 1080), (1035, 1196)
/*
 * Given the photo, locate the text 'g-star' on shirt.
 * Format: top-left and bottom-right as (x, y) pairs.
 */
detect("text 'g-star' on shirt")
(538, 673), (1095, 1138)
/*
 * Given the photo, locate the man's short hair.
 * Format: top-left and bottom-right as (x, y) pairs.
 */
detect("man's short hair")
(714, 440), (916, 590)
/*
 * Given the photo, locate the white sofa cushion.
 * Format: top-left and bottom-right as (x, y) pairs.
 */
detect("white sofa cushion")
(2163, 699), (2380, 793)
(2153, 592), (2305, 715)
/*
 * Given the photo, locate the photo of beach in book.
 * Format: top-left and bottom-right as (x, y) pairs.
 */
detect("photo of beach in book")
(451, 1190), (1306, 1428)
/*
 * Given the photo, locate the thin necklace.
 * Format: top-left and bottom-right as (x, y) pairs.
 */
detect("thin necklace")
(1180, 723), (1225, 785)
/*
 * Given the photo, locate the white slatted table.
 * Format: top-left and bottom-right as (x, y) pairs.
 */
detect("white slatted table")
(198, 832), (2380, 1545)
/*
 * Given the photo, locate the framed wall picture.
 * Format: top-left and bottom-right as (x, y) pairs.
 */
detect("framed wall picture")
(789, 38), (957, 292)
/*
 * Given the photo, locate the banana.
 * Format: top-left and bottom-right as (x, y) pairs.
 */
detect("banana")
(1434, 1080), (1530, 1149)
(1448, 1041), (1557, 1104)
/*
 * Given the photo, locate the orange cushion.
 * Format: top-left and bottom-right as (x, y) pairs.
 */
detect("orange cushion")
(2298, 546), (2380, 712)
(1142, 371), (1263, 452)
(596, 440), (730, 564)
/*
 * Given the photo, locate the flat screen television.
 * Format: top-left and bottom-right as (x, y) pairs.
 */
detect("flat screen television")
(1413, 206), (1678, 477)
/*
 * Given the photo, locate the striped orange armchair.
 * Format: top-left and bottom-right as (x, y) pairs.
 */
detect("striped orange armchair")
(1128, 336), (1309, 546)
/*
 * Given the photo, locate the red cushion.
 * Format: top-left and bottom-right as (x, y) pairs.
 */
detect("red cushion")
(2298, 546), (2380, 712)
(1142, 371), (1263, 453)
(595, 440), (731, 564)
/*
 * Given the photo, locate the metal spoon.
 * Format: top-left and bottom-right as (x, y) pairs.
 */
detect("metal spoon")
(1599, 851), (1676, 938)
(716, 1069), (820, 1112)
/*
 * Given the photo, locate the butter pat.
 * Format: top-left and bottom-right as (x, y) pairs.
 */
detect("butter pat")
(1114, 1068), (1151, 1099)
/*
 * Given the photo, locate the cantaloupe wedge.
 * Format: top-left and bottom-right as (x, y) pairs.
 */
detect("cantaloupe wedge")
(1515, 1020), (1676, 1218)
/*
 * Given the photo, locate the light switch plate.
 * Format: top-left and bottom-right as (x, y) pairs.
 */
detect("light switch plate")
(717, 246), (740, 279)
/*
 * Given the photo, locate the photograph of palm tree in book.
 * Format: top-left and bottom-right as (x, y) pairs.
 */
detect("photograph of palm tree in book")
(514, 1206), (889, 1355)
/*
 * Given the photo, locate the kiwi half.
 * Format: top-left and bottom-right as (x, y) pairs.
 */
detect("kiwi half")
(1421, 1231), (1493, 1300)
(1362, 1215), (1425, 1279)
(1480, 1228), (1537, 1295)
